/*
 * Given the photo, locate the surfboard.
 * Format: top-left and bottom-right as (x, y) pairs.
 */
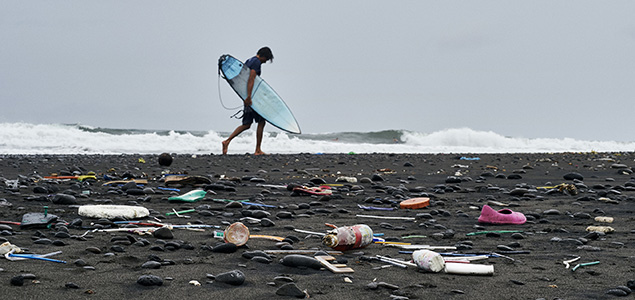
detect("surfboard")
(218, 54), (301, 134)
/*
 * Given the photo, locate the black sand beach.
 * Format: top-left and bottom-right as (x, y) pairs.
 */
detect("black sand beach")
(0, 153), (633, 299)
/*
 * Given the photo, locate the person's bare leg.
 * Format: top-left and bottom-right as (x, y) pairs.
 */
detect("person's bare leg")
(222, 124), (250, 155)
(254, 121), (266, 155)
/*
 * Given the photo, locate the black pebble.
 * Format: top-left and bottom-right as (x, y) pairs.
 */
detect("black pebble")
(65, 282), (80, 289)
(212, 243), (238, 253)
(10, 276), (24, 286)
(137, 275), (163, 286)
(215, 270), (245, 286)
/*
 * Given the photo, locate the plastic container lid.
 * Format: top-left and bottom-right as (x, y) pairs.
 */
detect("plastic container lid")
(224, 222), (250, 246)
(400, 197), (430, 209)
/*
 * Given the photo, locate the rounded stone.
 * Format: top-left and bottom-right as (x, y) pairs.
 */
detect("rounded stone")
(137, 275), (163, 286)
(215, 270), (245, 286)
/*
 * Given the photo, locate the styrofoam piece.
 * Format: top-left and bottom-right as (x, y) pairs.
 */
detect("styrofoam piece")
(78, 205), (150, 219)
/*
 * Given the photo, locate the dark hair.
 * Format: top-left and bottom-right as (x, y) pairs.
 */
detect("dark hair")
(257, 47), (274, 61)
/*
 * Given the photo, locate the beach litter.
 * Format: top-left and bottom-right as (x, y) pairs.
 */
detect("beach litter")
(594, 216), (614, 223)
(0, 152), (633, 298)
(477, 205), (527, 225)
(322, 224), (374, 251)
(571, 261), (600, 272)
(356, 214), (415, 221)
(563, 256), (580, 269)
(4, 249), (66, 264)
(315, 255), (354, 273)
(168, 189), (206, 202)
(399, 197), (430, 209)
(166, 208), (196, 217)
(586, 226), (615, 233)
(78, 205), (150, 219)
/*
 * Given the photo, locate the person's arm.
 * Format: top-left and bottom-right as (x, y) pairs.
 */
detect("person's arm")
(245, 69), (257, 107)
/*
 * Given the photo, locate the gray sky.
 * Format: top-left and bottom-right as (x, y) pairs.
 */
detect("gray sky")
(1, 1), (634, 141)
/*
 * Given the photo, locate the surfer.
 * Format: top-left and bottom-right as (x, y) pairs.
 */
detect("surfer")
(222, 47), (274, 155)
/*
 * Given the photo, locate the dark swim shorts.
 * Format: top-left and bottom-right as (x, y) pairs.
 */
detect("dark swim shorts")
(242, 105), (264, 125)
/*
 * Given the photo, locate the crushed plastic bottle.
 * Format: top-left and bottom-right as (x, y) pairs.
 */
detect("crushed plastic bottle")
(322, 224), (373, 251)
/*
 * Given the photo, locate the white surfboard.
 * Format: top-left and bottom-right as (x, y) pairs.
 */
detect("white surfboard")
(218, 54), (301, 134)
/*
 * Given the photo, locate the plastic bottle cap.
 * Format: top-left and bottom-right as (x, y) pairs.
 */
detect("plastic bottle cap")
(322, 234), (338, 248)
(400, 197), (430, 209)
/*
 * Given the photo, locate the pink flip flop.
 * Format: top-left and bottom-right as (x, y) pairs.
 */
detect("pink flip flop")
(478, 205), (526, 225)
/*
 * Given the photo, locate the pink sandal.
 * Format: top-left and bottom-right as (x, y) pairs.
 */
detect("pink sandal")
(478, 205), (526, 225)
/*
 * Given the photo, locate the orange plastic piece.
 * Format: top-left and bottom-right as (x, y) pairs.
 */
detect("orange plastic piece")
(400, 197), (430, 209)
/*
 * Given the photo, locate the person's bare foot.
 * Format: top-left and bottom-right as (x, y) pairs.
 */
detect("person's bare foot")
(222, 140), (229, 155)
(254, 150), (267, 155)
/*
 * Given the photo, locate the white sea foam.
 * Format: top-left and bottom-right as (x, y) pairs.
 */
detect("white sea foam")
(0, 123), (633, 155)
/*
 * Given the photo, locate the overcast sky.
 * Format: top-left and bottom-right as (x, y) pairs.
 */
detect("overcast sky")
(1, 1), (634, 141)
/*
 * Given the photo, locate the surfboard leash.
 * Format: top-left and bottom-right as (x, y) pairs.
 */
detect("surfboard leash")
(217, 72), (243, 112)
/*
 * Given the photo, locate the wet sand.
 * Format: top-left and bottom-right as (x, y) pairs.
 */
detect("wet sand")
(0, 153), (633, 299)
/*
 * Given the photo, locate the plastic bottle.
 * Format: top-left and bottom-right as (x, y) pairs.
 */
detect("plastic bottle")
(322, 224), (373, 251)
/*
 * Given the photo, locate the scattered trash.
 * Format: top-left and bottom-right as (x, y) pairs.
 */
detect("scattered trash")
(189, 280), (201, 286)
(402, 235), (427, 239)
(43, 174), (97, 182)
(400, 197), (430, 209)
(168, 189), (207, 202)
(594, 216), (614, 223)
(412, 249), (445, 272)
(586, 226), (614, 233)
(335, 176), (357, 183)
(444, 262), (494, 276)
(571, 261), (600, 272)
(385, 244), (457, 251)
(315, 255), (354, 273)
(537, 183), (578, 195)
(20, 211), (58, 229)
(292, 185), (333, 196)
(223, 222), (250, 246)
(5, 249), (66, 263)
(262, 249), (343, 255)
(356, 214), (415, 221)
(169, 208), (191, 218)
(477, 205), (526, 225)
(0, 242), (21, 255)
(293, 229), (326, 236)
(460, 157), (480, 161)
(165, 208), (196, 216)
(466, 230), (524, 236)
(248, 235), (285, 242)
(157, 186), (180, 192)
(563, 256), (580, 269)
(103, 179), (148, 186)
(357, 204), (394, 211)
(374, 255), (415, 268)
(78, 205), (150, 219)
(323, 224), (374, 251)
(598, 197), (619, 204)
(212, 198), (276, 208)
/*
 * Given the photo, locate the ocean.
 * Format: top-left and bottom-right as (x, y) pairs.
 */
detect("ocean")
(1, 122), (633, 155)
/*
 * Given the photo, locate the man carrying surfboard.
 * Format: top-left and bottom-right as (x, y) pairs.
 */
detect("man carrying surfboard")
(222, 47), (274, 155)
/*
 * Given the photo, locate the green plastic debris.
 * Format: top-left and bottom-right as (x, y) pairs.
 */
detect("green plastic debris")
(168, 190), (206, 203)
